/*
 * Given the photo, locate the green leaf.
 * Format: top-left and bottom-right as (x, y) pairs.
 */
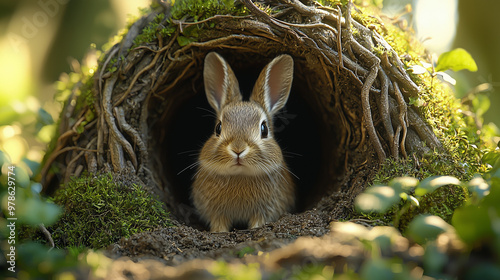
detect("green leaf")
(0, 106), (23, 126)
(365, 226), (402, 252)
(37, 108), (54, 126)
(435, 71), (456, 85)
(30, 182), (43, 194)
(408, 195), (420, 206)
(406, 215), (452, 244)
(355, 185), (401, 213)
(177, 36), (196, 47)
(464, 264), (500, 280)
(409, 97), (425, 107)
(482, 151), (500, 166)
(468, 176), (490, 199)
(22, 158), (41, 177)
(17, 198), (62, 226)
(12, 165), (31, 189)
(472, 94), (491, 117)
(435, 48), (478, 72)
(0, 149), (11, 169)
(415, 176), (461, 196)
(482, 179), (500, 210)
(360, 259), (394, 280)
(361, 259), (413, 280)
(389, 176), (419, 193)
(423, 243), (448, 275)
(452, 205), (493, 245)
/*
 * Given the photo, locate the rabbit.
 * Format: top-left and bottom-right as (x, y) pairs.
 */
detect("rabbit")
(191, 52), (296, 232)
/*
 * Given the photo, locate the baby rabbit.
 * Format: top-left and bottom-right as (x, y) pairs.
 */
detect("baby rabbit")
(192, 52), (296, 232)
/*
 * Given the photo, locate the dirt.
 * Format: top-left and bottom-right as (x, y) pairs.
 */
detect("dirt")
(96, 144), (377, 279)
(101, 205), (439, 280)
(101, 156), (380, 279)
(109, 209), (331, 265)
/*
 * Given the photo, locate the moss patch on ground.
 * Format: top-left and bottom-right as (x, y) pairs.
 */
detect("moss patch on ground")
(46, 173), (171, 249)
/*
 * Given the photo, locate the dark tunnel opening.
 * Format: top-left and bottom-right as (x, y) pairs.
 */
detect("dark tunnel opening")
(151, 53), (345, 229)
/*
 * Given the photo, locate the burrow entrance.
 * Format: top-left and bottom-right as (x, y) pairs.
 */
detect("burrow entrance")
(149, 51), (360, 229)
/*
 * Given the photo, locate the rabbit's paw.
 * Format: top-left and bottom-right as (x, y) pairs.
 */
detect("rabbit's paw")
(210, 216), (231, 232)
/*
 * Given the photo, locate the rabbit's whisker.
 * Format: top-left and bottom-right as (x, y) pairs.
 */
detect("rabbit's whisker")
(282, 165), (300, 180)
(177, 161), (199, 175)
(283, 151), (302, 157)
(196, 107), (217, 118)
(178, 149), (200, 156)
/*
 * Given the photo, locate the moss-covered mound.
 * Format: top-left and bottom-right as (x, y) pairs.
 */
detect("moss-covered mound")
(48, 172), (170, 248)
(38, 0), (487, 251)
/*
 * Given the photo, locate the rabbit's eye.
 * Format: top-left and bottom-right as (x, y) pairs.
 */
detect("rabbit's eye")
(260, 121), (269, 139)
(215, 121), (222, 137)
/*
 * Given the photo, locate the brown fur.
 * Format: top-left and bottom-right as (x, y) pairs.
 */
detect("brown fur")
(192, 52), (295, 232)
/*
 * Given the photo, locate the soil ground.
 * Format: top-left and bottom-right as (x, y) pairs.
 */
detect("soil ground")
(101, 160), (379, 279)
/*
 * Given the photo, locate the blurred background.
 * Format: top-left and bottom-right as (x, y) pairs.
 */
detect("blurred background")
(0, 0), (498, 169)
(0, 0), (148, 168)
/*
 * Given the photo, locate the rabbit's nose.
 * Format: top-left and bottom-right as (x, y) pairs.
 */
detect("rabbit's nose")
(228, 143), (248, 158)
(231, 148), (247, 157)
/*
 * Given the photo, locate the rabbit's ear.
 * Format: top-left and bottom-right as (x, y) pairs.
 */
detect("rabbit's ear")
(203, 52), (242, 113)
(251, 55), (294, 116)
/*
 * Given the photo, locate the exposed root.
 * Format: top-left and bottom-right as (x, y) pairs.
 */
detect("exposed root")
(393, 81), (409, 159)
(102, 75), (137, 171)
(377, 69), (395, 157)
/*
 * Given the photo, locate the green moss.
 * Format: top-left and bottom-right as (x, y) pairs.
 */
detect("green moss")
(133, 13), (176, 47)
(46, 173), (171, 249)
(375, 151), (476, 185)
(352, 182), (469, 232)
(171, 0), (247, 21)
(316, 0), (349, 7)
(132, 0), (248, 48)
(397, 184), (469, 230)
(366, 155), (474, 231)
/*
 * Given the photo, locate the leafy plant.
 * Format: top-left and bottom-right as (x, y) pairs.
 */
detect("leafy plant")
(0, 150), (62, 229)
(0, 149), (64, 279)
(352, 149), (500, 277)
(408, 47), (477, 85)
(435, 48), (478, 73)
(355, 175), (468, 230)
(452, 150), (500, 248)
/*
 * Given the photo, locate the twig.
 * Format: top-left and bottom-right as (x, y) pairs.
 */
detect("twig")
(99, 46), (120, 95)
(156, 59), (196, 96)
(242, 0), (301, 40)
(39, 223), (55, 249)
(41, 146), (99, 184)
(281, 0), (344, 25)
(114, 31), (177, 107)
(336, 5), (343, 71)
